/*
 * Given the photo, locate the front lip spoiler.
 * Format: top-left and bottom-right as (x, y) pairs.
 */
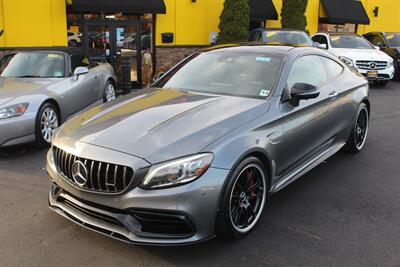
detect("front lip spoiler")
(48, 186), (214, 246)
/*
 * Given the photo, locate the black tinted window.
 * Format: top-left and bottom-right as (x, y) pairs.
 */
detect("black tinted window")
(70, 54), (90, 73)
(287, 55), (328, 89)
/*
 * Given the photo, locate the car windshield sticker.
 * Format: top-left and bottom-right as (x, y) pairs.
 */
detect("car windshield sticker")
(54, 71), (63, 77)
(256, 57), (271, 62)
(331, 36), (340, 41)
(266, 31), (277, 37)
(259, 90), (270, 97)
(387, 35), (394, 40)
(48, 54), (61, 58)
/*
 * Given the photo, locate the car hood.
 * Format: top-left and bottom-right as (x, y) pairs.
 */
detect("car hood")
(57, 88), (268, 164)
(0, 77), (59, 106)
(330, 48), (392, 62)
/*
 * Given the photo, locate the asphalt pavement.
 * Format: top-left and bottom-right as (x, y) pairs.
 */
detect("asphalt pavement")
(1, 82), (400, 267)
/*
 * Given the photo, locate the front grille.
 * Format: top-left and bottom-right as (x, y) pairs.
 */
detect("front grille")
(53, 146), (134, 193)
(356, 60), (388, 70)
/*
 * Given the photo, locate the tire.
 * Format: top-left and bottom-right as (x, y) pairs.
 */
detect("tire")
(344, 103), (369, 153)
(103, 80), (116, 103)
(35, 102), (60, 148)
(216, 157), (268, 239)
(373, 80), (389, 87)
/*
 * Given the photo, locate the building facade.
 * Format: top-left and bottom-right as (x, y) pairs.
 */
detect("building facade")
(1, 0), (400, 79)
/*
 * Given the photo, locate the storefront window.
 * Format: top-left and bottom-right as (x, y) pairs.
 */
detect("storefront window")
(318, 23), (356, 33)
(66, 11), (154, 88)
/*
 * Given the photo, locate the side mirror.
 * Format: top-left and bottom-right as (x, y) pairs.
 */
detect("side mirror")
(73, 66), (89, 80)
(290, 83), (320, 106)
(374, 45), (380, 50)
(318, 43), (327, 49)
(152, 71), (165, 83)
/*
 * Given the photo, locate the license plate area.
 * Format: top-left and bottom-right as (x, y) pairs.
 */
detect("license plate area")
(367, 71), (378, 79)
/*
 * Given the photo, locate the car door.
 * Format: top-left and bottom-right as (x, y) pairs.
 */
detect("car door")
(273, 54), (340, 177)
(69, 54), (101, 113)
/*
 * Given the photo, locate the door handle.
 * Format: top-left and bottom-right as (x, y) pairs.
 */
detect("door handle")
(94, 75), (98, 79)
(329, 91), (338, 99)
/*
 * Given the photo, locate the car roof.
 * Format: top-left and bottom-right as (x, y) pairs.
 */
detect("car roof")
(255, 28), (307, 33)
(200, 43), (319, 57)
(9, 46), (85, 57)
(316, 32), (361, 36)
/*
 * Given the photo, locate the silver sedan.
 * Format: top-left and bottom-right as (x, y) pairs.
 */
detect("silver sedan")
(0, 48), (117, 147)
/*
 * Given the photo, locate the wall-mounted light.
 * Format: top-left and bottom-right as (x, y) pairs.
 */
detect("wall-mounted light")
(373, 7), (379, 17)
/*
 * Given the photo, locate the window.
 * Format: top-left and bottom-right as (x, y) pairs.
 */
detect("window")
(1, 52), (66, 78)
(312, 35), (328, 47)
(287, 55), (328, 90)
(249, 30), (261, 42)
(70, 54), (90, 73)
(329, 35), (373, 49)
(161, 52), (283, 99)
(320, 57), (343, 79)
(364, 34), (385, 46)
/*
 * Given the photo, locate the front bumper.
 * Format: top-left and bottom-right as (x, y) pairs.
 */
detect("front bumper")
(357, 66), (395, 81)
(0, 114), (36, 147)
(46, 144), (229, 245)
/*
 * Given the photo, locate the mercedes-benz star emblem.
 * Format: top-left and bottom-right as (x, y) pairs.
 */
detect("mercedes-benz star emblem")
(370, 62), (376, 69)
(71, 160), (88, 187)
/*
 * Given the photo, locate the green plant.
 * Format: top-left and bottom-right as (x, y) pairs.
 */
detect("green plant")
(281, 0), (308, 31)
(217, 0), (249, 44)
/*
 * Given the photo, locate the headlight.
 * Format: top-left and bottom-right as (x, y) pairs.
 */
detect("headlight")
(387, 59), (394, 68)
(339, 56), (354, 67)
(0, 103), (29, 120)
(141, 153), (214, 189)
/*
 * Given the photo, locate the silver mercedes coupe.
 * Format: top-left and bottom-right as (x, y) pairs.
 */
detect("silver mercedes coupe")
(47, 44), (370, 245)
(0, 47), (117, 147)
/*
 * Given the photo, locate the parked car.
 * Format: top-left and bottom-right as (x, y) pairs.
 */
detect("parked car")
(363, 32), (400, 79)
(0, 47), (117, 148)
(67, 31), (81, 47)
(312, 32), (395, 86)
(249, 28), (318, 47)
(47, 44), (370, 245)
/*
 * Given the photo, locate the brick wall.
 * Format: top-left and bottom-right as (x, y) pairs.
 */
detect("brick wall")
(155, 46), (207, 73)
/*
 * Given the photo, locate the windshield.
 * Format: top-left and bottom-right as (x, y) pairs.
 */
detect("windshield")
(330, 35), (374, 49)
(386, 33), (400, 46)
(0, 52), (66, 78)
(264, 31), (313, 46)
(160, 52), (282, 99)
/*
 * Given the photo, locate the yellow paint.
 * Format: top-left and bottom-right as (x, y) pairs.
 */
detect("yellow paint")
(0, 0), (67, 48)
(0, 0), (399, 48)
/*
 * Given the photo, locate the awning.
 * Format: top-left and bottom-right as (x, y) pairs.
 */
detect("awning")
(249, 0), (278, 21)
(320, 0), (370, 25)
(72, 0), (166, 14)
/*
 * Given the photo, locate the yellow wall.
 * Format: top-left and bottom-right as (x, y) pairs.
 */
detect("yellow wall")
(156, 0), (400, 46)
(358, 0), (400, 34)
(156, 0), (223, 46)
(0, 0), (67, 48)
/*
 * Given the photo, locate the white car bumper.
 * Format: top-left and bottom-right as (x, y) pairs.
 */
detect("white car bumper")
(357, 66), (395, 81)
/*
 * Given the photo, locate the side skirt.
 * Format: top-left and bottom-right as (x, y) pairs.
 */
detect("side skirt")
(271, 142), (346, 193)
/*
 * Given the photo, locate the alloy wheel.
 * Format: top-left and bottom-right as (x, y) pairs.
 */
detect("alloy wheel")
(105, 83), (116, 102)
(40, 107), (59, 143)
(355, 107), (369, 150)
(229, 164), (267, 233)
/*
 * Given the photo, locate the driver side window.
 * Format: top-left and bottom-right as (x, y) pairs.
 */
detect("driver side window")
(70, 54), (90, 74)
(287, 55), (328, 91)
